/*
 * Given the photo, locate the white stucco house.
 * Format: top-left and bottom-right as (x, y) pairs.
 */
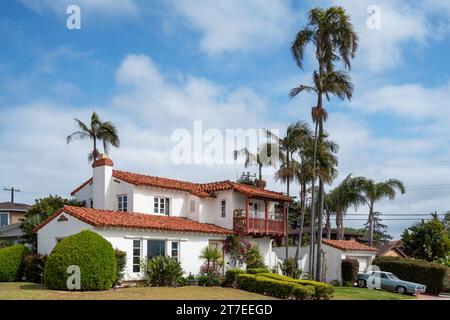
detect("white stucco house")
(34, 154), (290, 281)
(273, 239), (378, 283)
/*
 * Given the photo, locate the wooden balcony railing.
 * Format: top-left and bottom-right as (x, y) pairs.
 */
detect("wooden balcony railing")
(233, 215), (285, 236)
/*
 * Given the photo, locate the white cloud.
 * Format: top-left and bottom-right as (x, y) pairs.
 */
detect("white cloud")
(20, 0), (138, 17)
(170, 0), (295, 54)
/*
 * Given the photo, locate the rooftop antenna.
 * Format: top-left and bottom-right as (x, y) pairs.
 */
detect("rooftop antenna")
(4, 187), (20, 203)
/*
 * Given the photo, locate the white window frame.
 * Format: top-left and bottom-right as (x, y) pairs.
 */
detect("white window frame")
(154, 196), (170, 215)
(117, 194), (128, 212)
(0, 212), (9, 226)
(171, 241), (180, 262)
(132, 239), (142, 273)
(220, 199), (226, 218)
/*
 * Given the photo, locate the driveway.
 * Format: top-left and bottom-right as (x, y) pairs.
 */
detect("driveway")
(415, 294), (450, 300)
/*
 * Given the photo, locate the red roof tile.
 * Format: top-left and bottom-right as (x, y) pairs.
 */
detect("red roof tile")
(323, 239), (378, 252)
(33, 206), (233, 235)
(71, 171), (290, 201)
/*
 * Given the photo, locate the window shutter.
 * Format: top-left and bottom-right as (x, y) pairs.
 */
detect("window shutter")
(165, 198), (170, 216)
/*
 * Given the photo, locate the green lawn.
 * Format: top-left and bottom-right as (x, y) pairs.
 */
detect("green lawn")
(332, 287), (416, 300)
(0, 282), (415, 300)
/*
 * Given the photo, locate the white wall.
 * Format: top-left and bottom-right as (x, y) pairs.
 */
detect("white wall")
(37, 212), (94, 255)
(132, 186), (189, 216)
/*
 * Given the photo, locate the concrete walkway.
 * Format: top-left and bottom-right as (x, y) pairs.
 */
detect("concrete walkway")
(415, 293), (450, 300)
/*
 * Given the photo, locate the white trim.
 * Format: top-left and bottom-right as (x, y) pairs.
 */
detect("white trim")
(0, 212), (10, 226)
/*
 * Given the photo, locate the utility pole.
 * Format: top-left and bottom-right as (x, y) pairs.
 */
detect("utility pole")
(3, 187), (20, 203)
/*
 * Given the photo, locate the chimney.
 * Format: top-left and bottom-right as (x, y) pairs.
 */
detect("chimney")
(92, 154), (113, 210)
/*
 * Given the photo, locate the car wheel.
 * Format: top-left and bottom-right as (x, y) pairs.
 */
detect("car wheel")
(396, 286), (407, 294)
(357, 279), (366, 288)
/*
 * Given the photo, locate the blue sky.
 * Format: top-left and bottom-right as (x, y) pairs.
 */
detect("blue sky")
(1, 0), (450, 238)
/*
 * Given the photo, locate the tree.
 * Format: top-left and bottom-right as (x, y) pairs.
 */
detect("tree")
(401, 214), (450, 261)
(20, 195), (84, 251)
(199, 246), (223, 276)
(265, 121), (312, 259)
(290, 6), (358, 281)
(66, 111), (120, 162)
(355, 177), (405, 246)
(361, 212), (393, 246)
(234, 146), (275, 188)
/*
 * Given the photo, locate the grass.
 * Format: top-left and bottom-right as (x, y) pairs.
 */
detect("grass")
(0, 283), (416, 300)
(0, 282), (276, 300)
(332, 287), (416, 300)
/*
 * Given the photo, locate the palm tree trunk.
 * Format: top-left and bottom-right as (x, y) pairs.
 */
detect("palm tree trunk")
(308, 120), (319, 279)
(368, 205), (374, 246)
(295, 181), (306, 263)
(258, 163), (263, 188)
(315, 177), (324, 281)
(325, 210), (331, 239)
(285, 153), (290, 259)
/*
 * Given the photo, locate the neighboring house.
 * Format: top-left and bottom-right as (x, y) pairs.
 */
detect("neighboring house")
(0, 201), (30, 244)
(34, 155), (290, 281)
(287, 227), (364, 245)
(377, 240), (408, 258)
(273, 239), (378, 283)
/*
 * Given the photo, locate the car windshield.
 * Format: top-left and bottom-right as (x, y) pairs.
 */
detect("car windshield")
(386, 273), (399, 280)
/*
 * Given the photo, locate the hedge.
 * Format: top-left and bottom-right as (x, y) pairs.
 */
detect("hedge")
(236, 274), (315, 300)
(373, 256), (448, 295)
(246, 267), (269, 274)
(44, 230), (116, 291)
(114, 249), (127, 286)
(259, 273), (334, 300)
(23, 254), (48, 284)
(341, 259), (359, 286)
(0, 244), (29, 282)
(222, 268), (245, 287)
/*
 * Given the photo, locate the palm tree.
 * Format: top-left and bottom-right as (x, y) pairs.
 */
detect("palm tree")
(355, 177), (405, 246)
(265, 121), (312, 259)
(199, 246), (223, 275)
(233, 146), (275, 188)
(290, 6), (358, 281)
(66, 111), (120, 162)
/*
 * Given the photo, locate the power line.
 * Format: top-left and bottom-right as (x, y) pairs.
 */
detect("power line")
(341, 160), (450, 170)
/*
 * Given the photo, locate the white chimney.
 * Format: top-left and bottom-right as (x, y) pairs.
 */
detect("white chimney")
(92, 154), (113, 210)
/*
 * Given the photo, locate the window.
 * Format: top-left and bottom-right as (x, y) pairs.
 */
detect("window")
(154, 197), (170, 215)
(171, 242), (179, 261)
(221, 200), (226, 217)
(147, 240), (166, 259)
(133, 240), (141, 273)
(89, 198), (93, 208)
(190, 200), (196, 213)
(118, 195), (128, 212)
(0, 212), (8, 226)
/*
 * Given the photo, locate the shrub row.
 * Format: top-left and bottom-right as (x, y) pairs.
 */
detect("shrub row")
(259, 273), (334, 300)
(236, 274), (315, 300)
(0, 244), (29, 282)
(246, 267), (269, 275)
(373, 256), (448, 295)
(23, 254), (48, 283)
(223, 268), (245, 287)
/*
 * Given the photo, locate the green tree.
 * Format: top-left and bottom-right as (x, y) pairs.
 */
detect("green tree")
(401, 214), (450, 261)
(199, 246), (223, 275)
(290, 6), (358, 281)
(66, 111), (120, 162)
(265, 121), (312, 259)
(233, 146), (275, 188)
(361, 212), (393, 246)
(20, 195), (84, 250)
(355, 177), (405, 246)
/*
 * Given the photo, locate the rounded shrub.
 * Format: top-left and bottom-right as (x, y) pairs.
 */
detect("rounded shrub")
(0, 244), (29, 282)
(44, 230), (116, 291)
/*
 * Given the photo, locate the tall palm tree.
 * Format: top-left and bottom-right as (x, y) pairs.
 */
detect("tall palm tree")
(265, 121), (312, 259)
(233, 146), (275, 188)
(290, 6), (358, 281)
(66, 111), (120, 162)
(355, 177), (405, 246)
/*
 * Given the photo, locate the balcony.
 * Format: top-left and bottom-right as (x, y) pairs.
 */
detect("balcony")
(233, 213), (285, 236)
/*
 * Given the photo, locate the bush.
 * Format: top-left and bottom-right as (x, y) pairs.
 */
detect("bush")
(23, 254), (47, 284)
(236, 274), (314, 300)
(279, 257), (302, 279)
(0, 244), (29, 282)
(198, 274), (221, 287)
(44, 230), (116, 291)
(222, 268), (244, 287)
(341, 258), (359, 286)
(259, 273), (334, 300)
(373, 256), (448, 295)
(146, 256), (183, 287)
(0, 240), (11, 249)
(244, 245), (266, 269)
(246, 267), (269, 274)
(114, 249), (127, 286)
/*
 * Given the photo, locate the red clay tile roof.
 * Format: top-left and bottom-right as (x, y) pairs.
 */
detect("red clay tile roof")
(71, 171), (290, 201)
(33, 205), (233, 235)
(323, 239), (378, 252)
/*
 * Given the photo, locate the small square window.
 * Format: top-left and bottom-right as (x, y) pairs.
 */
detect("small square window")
(154, 197), (170, 215)
(118, 195), (128, 212)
